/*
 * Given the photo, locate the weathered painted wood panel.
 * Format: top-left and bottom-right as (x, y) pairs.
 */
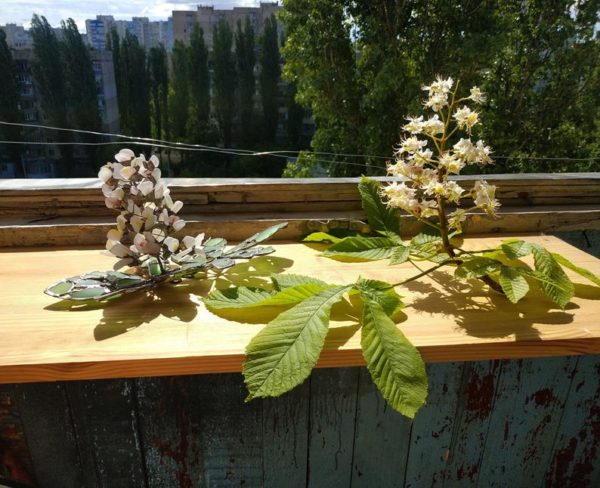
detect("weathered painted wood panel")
(2, 357), (600, 487)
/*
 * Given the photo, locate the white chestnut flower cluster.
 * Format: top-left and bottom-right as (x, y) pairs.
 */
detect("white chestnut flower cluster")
(98, 149), (194, 267)
(382, 77), (499, 233)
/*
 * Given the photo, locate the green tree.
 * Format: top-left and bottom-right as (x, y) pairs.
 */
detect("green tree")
(281, 0), (600, 175)
(30, 14), (72, 171)
(61, 18), (102, 168)
(259, 14), (280, 144)
(169, 40), (189, 141)
(235, 17), (256, 146)
(187, 25), (211, 139)
(480, 1), (600, 172)
(212, 20), (236, 147)
(148, 44), (169, 140)
(0, 29), (23, 171)
(118, 32), (151, 137)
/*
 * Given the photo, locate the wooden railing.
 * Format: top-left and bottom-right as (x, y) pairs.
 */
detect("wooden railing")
(1, 173), (600, 247)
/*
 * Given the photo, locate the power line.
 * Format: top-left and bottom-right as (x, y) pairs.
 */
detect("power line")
(1, 119), (599, 164)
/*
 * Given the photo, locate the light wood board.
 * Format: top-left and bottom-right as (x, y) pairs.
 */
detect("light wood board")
(1, 235), (600, 384)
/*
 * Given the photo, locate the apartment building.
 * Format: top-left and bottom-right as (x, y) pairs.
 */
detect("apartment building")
(86, 15), (173, 51)
(172, 2), (281, 48)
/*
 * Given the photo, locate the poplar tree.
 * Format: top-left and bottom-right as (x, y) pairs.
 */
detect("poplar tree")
(118, 32), (151, 137)
(61, 18), (101, 166)
(259, 14), (280, 144)
(188, 24), (210, 138)
(30, 14), (72, 171)
(148, 45), (169, 140)
(235, 17), (256, 146)
(169, 40), (189, 140)
(0, 29), (22, 170)
(212, 20), (236, 148)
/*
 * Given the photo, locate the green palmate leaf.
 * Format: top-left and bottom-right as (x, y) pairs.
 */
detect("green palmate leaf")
(244, 285), (351, 400)
(531, 245), (574, 309)
(356, 279), (404, 317)
(551, 253), (600, 287)
(205, 287), (274, 309)
(455, 257), (502, 279)
(501, 240), (533, 259)
(498, 265), (530, 303)
(271, 273), (329, 290)
(302, 232), (342, 244)
(358, 176), (400, 236)
(390, 245), (410, 265)
(360, 298), (427, 418)
(323, 236), (398, 262)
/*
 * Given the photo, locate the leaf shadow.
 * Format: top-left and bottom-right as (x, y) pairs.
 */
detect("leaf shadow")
(403, 270), (578, 341)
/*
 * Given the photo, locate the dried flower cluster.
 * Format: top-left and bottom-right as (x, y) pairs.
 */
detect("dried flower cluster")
(99, 149), (201, 270)
(382, 77), (499, 235)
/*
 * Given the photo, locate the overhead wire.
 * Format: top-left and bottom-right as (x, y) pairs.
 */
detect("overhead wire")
(1, 119), (599, 169)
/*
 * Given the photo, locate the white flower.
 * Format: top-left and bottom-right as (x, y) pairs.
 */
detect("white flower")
(138, 180), (154, 196)
(397, 136), (428, 155)
(163, 236), (179, 253)
(444, 180), (465, 203)
(453, 106), (479, 132)
(194, 233), (205, 247)
(142, 206), (157, 229)
(119, 166), (137, 180)
(159, 208), (169, 224)
(101, 184), (113, 197)
(152, 168), (161, 180)
(448, 209), (467, 231)
(106, 229), (123, 242)
(155, 181), (168, 199)
(152, 228), (166, 242)
(473, 180), (500, 216)
(130, 215), (144, 233)
(172, 218), (186, 232)
(182, 235), (196, 249)
(112, 163), (124, 179)
(403, 115), (424, 134)
(114, 149), (135, 163)
(106, 241), (131, 258)
(150, 155), (160, 167)
(424, 92), (449, 112)
(475, 140), (493, 165)
(469, 86), (486, 104)
(438, 152), (465, 174)
(422, 115), (445, 136)
(453, 138), (479, 164)
(422, 76), (453, 95)
(171, 200), (184, 214)
(116, 214), (127, 231)
(98, 166), (113, 183)
(412, 149), (433, 165)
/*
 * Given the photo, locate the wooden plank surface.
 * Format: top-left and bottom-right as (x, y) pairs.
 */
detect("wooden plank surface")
(1, 235), (600, 384)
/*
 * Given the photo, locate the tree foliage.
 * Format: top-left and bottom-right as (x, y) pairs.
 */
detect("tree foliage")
(30, 14), (72, 168)
(212, 20), (237, 148)
(188, 25), (211, 139)
(259, 15), (281, 143)
(281, 0), (600, 175)
(61, 18), (102, 166)
(235, 18), (257, 145)
(148, 45), (169, 140)
(0, 29), (22, 168)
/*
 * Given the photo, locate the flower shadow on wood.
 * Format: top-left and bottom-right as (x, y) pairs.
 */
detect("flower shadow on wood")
(402, 270), (600, 341)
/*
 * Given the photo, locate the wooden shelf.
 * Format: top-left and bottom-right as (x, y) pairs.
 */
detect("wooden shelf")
(1, 235), (600, 384)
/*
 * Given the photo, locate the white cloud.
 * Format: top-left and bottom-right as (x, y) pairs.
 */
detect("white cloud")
(0, 0), (267, 30)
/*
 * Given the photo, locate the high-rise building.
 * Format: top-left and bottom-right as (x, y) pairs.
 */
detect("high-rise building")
(86, 15), (115, 51)
(0, 24), (32, 49)
(86, 15), (173, 51)
(172, 2), (281, 48)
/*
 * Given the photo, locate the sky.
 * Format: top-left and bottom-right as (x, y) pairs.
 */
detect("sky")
(0, 1), (267, 30)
